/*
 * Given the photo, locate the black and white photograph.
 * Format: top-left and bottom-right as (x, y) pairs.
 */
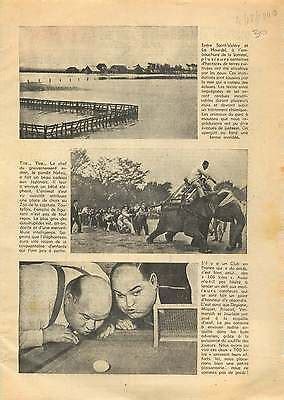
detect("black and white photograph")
(19, 26), (197, 139)
(71, 148), (247, 254)
(19, 261), (198, 374)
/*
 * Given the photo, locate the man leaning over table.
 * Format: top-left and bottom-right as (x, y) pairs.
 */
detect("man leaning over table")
(19, 262), (112, 349)
(97, 262), (194, 337)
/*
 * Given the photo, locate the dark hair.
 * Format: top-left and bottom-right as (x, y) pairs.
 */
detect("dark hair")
(202, 160), (209, 166)
(110, 262), (153, 282)
(65, 275), (84, 299)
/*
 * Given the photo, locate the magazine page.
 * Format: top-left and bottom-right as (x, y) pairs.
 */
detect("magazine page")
(0, 0), (282, 399)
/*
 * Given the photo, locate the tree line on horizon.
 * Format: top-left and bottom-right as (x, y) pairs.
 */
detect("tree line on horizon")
(20, 62), (198, 75)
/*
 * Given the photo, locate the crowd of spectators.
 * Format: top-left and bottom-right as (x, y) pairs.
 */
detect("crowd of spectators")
(71, 201), (153, 236)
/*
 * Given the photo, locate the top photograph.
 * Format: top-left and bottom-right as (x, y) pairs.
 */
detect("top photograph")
(19, 26), (198, 140)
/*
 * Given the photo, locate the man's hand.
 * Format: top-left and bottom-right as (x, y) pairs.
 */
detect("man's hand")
(96, 322), (115, 340)
(42, 324), (79, 345)
(116, 318), (137, 330)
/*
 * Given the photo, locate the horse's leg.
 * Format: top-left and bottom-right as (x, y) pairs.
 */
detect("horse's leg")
(165, 232), (176, 243)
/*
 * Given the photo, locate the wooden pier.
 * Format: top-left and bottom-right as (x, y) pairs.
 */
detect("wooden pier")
(20, 98), (139, 139)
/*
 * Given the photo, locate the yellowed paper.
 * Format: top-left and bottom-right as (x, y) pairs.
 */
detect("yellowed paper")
(0, 0), (283, 399)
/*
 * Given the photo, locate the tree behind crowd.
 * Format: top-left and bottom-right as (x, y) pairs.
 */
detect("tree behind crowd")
(71, 149), (172, 208)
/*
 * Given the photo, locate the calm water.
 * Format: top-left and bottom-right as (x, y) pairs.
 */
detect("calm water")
(20, 109), (86, 125)
(20, 73), (197, 139)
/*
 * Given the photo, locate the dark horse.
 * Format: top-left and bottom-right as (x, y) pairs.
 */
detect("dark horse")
(146, 191), (246, 253)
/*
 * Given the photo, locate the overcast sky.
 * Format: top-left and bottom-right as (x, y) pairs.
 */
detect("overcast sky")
(20, 26), (197, 69)
(84, 148), (247, 189)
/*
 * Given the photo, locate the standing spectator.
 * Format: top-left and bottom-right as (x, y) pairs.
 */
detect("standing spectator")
(133, 203), (149, 235)
(71, 200), (82, 233)
(104, 208), (113, 232)
(117, 206), (135, 234)
(139, 203), (149, 235)
(89, 208), (97, 229)
(212, 218), (227, 242)
(81, 206), (89, 226)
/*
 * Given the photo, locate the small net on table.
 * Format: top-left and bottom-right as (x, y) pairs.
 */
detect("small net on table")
(158, 308), (197, 339)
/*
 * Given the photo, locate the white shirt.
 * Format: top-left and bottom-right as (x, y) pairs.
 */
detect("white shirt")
(190, 165), (211, 181)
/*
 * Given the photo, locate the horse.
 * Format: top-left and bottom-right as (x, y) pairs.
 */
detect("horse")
(146, 190), (246, 253)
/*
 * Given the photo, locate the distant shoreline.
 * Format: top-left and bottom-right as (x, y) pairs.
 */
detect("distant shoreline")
(20, 71), (197, 80)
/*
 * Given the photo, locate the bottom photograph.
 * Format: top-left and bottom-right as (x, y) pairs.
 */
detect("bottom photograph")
(19, 261), (198, 374)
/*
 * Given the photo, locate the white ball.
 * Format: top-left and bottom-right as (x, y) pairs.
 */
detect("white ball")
(93, 359), (110, 373)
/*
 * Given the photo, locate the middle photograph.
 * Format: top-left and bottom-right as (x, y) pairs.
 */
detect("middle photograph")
(71, 147), (247, 254)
